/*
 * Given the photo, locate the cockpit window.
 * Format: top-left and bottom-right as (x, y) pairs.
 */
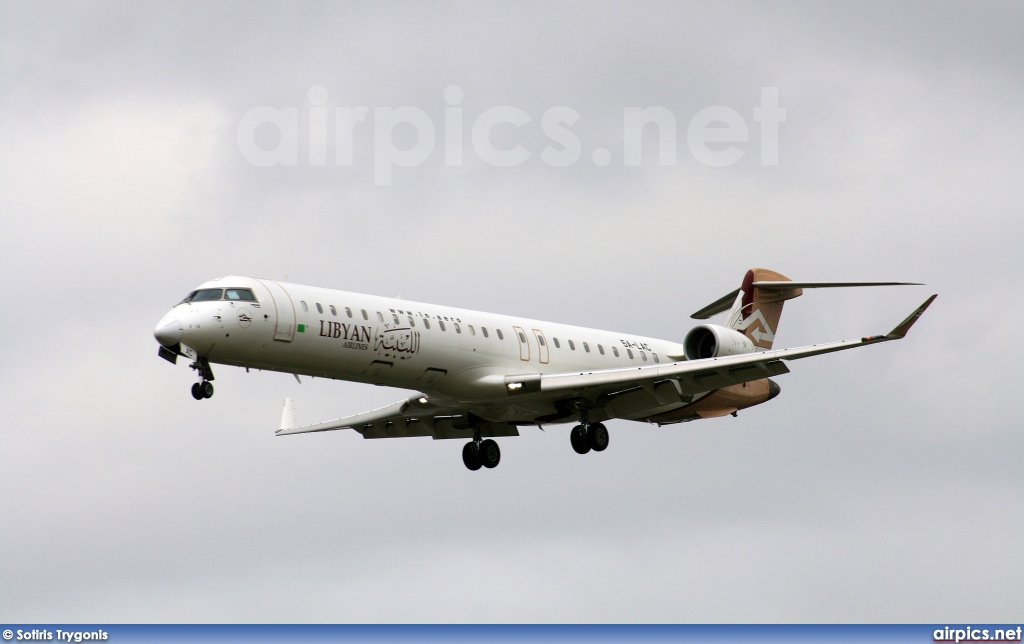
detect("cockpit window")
(181, 287), (257, 304)
(189, 289), (223, 302)
(224, 288), (256, 301)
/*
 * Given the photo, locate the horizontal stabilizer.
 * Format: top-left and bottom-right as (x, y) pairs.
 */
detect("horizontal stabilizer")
(753, 281), (923, 289)
(692, 280), (924, 319)
(690, 288), (740, 320)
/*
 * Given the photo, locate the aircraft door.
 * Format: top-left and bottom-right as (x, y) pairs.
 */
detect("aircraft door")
(256, 279), (297, 341)
(513, 325), (531, 362)
(533, 329), (550, 364)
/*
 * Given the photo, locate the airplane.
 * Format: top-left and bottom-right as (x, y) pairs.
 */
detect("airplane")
(153, 268), (935, 470)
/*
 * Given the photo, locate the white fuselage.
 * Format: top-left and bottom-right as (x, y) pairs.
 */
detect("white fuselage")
(153, 271), (930, 468)
(154, 276), (687, 417)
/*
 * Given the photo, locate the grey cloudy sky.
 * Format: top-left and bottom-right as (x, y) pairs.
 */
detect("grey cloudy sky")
(1, 0), (1021, 622)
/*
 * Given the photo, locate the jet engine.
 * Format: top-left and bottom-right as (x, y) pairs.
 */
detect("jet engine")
(683, 324), (755, 360)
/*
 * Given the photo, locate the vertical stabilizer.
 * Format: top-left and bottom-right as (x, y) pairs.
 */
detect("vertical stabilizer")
(724, 268), (803, 350)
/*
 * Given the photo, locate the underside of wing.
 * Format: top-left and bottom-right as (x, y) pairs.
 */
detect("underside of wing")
(275, 395), (520, 440)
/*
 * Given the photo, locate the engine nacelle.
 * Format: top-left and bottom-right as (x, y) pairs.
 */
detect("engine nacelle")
(683, 324), (755, 360)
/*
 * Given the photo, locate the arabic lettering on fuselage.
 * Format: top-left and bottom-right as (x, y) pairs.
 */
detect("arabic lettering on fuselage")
(374, 327), (420, 357)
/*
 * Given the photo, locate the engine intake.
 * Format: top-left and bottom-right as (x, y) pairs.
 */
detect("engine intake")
(684, 324), (755, 360)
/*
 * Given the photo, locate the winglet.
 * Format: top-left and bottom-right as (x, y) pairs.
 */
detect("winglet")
(278, 398), (296, 433)
(886, 294), (937, 339)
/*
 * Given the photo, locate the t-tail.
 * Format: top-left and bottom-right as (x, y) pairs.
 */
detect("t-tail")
(691, 268), (924, 350)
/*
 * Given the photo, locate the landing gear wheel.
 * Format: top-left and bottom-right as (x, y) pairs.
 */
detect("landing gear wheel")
(462, 441), (482, 471)
(588, 422), (609, 452)
(191, 382), (204, 400)
(200, 381), (214, 399)
(570, 425), (591, 454)
(479, 439), (501, 469)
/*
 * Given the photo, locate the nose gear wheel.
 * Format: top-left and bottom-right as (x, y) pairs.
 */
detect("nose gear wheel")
(191, 381), (214, 400)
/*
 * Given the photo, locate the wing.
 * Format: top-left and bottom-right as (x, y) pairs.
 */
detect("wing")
(275, 395), (519, 440)
(506, 294), (937, 400)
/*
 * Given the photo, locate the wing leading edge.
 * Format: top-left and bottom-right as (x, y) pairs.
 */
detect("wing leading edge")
(505, 294), (937, 399)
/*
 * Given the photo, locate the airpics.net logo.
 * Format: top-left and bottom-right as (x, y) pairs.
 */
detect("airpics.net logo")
(236, 85), (786, 185)
(934, 626), (1023, 643)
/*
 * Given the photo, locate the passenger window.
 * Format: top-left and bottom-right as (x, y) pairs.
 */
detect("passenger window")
(613, 346), (620, 357)
(518, 332), (527, 343)
(496, 329), (503, 339)
(301, 301), (308, 312)
(224, 288), (256, 301)
(408, 316), (415, 327)
(598, 344), (605, 355)
(482, 327), (489, 338)
(627, 349), (634, 359)
(553, 338), (560, 348)
(392, 313), (400, 325)
(424, 319), (431, 329)
(316, 303), (323, 314)
(330, 305), (337, 316)
(454, 323), (461, 334)
(376, 312), (384, 322)
(345, 307), (352, 318)
(583, 342), (590, 353)
(653, 353), (659, 363)
(641, 351), (647, 362)
(538, 335), (546, 347)
(568, 340), (575, 350)
(361, 309), (368, 320)
(469, 325), (476, 336)
(439, 321), (446, 331)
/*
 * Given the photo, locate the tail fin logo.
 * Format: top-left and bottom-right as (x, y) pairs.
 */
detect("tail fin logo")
(722, 269), (793, 350)
(730, 304), (776, 347)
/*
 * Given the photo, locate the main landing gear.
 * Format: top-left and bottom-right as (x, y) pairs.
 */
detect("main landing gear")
(462, 436), (501, 471)
(570, 421), (609, 455)
(189, 357), (215, 400)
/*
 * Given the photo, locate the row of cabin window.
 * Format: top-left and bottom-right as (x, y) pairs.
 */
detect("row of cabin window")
(545, 335), (659, 363)
(299, 300), (502, 337)
(298, 299), (659, 363)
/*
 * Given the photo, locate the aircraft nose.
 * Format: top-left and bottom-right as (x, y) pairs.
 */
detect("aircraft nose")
(154, 313), (183, 347)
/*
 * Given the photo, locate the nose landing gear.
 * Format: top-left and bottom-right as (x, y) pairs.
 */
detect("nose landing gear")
(189, 357), (215, 400)
(191, 380), (214, 400)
